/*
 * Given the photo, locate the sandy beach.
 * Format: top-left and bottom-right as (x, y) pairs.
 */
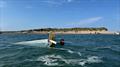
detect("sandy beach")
(31, 31), (114, 34)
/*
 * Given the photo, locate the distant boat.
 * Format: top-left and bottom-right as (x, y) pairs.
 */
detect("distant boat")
(114, 32), (120, 35)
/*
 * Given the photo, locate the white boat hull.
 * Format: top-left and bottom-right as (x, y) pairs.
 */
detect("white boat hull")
(14, 39), (49, 47)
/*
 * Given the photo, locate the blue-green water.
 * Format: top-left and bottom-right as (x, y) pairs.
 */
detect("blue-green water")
(0, 34), (120, 67)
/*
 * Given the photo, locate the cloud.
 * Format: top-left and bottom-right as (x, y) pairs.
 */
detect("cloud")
(79, 17), (103, 23)
(0, 1), (6, 8)
(41, 0), (62, 5)
(40, 0), (75, 6)
(69, 17), (103, 26)
(67, 0), (72, 2)
(25, 5), (33, 9)
(67, 0), (73, 2)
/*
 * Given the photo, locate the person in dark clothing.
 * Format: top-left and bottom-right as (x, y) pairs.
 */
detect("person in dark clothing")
(60, 39), (64, 46)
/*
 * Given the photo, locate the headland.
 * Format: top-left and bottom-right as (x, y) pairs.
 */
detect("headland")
(0, 27), (116, 34)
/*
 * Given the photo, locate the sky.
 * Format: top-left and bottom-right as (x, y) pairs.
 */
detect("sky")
(0, 0), (120, 31)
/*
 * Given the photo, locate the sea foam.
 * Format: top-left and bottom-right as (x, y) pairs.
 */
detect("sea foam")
(56, 48), (81, 56)
(36, 54), (102, 66)
(36, 54), (62, 66)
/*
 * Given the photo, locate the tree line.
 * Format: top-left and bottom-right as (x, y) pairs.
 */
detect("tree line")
(23, 27), (108, 32)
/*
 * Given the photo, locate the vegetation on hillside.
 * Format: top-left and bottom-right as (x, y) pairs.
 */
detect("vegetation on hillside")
(24, 27), (108, 32)
(0, 27), (108, 34)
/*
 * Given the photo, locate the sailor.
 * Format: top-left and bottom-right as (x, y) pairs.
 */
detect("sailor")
(60, 39), (64, 46)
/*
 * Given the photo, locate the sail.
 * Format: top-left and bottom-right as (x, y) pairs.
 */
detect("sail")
(48, 31), (56, 47)
(48, 31), (55, 41)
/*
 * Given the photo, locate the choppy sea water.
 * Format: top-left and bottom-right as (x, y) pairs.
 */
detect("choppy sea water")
(0, 34), (120, 67)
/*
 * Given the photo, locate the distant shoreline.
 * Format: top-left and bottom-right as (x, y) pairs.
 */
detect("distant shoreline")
(0, 31), (115, 35)
(30, 31), (114, 34)
(0, 27), (117, 35)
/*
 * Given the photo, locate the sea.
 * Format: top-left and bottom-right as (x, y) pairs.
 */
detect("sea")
(0, 33), (120, 67)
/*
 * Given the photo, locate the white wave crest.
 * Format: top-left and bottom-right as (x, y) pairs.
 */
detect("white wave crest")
(36, 54), (103, 66)
(86, 56), (103, 63)
(36, 54), (63, 66)
(78, 56), (103, 66)
(56, 48), (81, 56)
(67, 49), (74, 53)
